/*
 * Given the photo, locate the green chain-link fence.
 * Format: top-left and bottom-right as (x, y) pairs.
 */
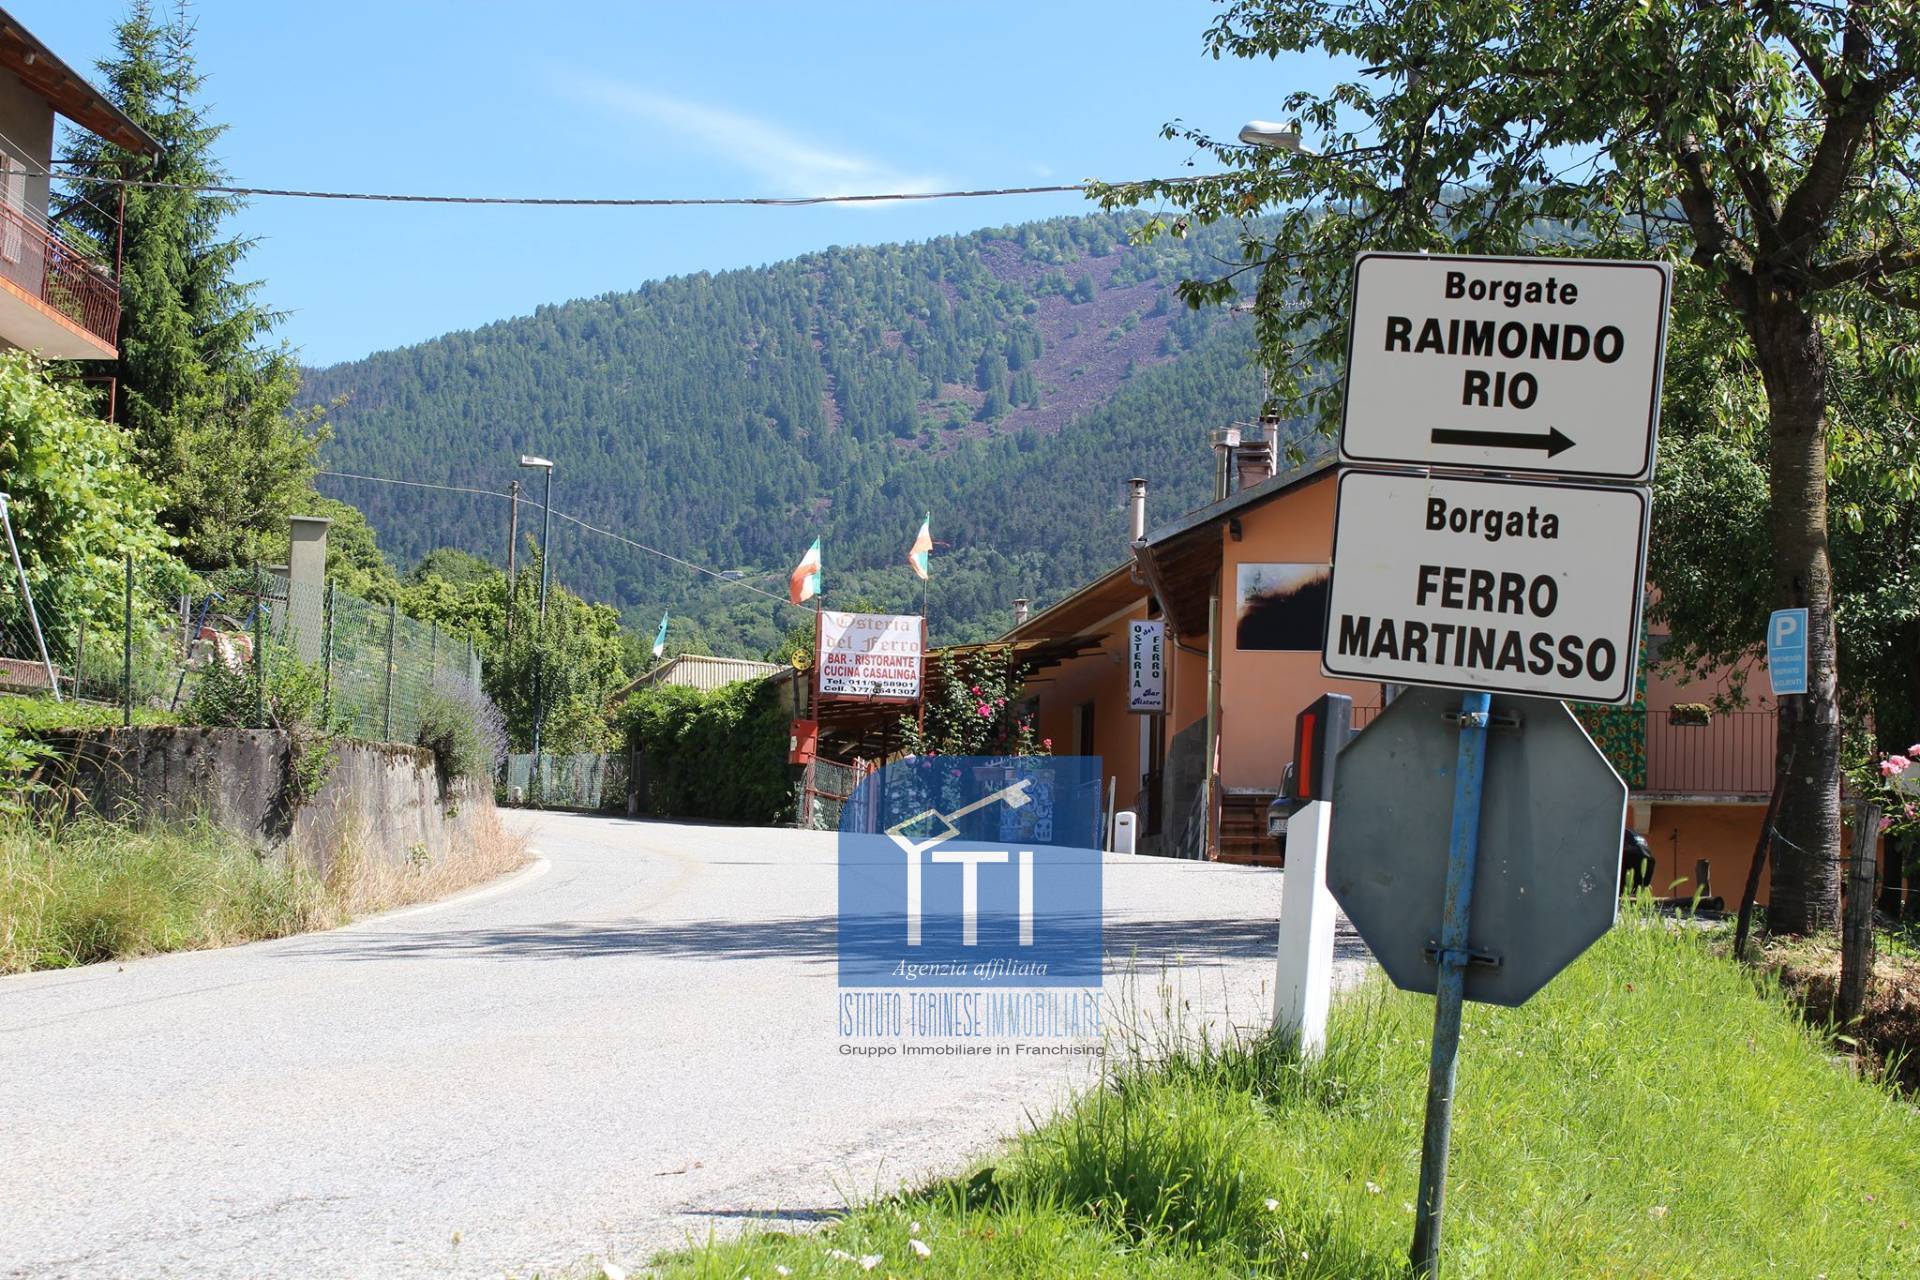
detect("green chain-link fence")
(2, 554), (481, 744)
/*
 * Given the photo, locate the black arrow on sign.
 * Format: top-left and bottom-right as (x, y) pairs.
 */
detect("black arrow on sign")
(1429, 425), (1575, 457)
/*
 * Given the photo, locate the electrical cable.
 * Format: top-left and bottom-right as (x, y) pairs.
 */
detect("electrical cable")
(49, 168), (1205, 209)
(316, 469), (803, 610)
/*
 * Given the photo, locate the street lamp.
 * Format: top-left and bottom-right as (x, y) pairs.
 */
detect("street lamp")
(519, 454), (554, 776)
(1237, 120), (1314, 154)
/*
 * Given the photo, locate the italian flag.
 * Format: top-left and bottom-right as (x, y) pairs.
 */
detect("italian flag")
(908, 514), (932, 580)
(789, 538), (822, 605)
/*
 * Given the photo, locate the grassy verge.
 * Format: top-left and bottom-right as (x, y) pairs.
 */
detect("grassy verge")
(0, 692), (180, 731)
(655, 916), (1920, 1279)
(1762, 931), (1920, 1095)
(0, 808), (526, 974)
(0, 817), (326, 971)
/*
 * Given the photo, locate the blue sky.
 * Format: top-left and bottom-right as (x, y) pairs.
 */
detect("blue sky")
(23, 1), (1338, 367)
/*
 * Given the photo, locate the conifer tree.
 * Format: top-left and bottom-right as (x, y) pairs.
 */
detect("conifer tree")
(57, 0), (323, 569)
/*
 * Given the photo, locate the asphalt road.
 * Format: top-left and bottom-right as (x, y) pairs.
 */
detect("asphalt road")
(0, 811), (1369, 1280)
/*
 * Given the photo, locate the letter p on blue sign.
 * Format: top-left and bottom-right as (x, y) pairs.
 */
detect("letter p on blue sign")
(1767, 608), (1808, 697)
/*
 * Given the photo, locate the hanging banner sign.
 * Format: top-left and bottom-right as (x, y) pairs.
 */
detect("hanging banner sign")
(1321, 469), (1649, 704)
(1128, 620), (1166, 713)
(817, 611), (924, 701)
(1340, 252), (1672, 482)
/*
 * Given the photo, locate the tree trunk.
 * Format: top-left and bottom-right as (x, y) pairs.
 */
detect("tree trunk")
(1752, 299), (1843, 935)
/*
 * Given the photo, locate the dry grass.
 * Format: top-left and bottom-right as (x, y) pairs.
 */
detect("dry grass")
(0, 803), (528, 973)
(318, 803), (529, 921)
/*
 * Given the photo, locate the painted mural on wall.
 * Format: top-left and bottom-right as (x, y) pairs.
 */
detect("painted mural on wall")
(1236, 563), (1331, 651)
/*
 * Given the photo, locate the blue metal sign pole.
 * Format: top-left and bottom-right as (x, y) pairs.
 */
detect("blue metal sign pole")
(1410, 690), (1493, 1275)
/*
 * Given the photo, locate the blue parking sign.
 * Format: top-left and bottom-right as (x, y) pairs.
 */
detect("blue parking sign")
(1767, 608), (1808, 696)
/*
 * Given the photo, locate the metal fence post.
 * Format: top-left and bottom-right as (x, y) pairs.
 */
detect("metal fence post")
(122, 553), (133, 727)
(383, 600), (398, 742)
(320, 581), (336, 728)
(0, 491), (60, 701)
(252, 565), (267, 729)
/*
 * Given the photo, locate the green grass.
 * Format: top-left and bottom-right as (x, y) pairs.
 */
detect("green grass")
(0, 692), (179, 732)
(0, 816), (330, 972)
(656, 916), (1920, 1278)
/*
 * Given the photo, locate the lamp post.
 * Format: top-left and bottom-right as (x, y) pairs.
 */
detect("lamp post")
(519, 455), (554, 789)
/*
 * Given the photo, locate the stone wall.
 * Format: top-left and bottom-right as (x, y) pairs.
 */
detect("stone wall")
(36, 727), (493, 878)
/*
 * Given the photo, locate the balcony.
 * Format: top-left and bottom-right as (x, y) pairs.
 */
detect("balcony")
(1352, 704), (1778, 799)
(0, 199), (118, 359)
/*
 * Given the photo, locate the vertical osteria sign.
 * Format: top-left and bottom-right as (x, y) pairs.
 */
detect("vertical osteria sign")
(1322, 253), (1671, 705)
(1127, 620), (1165, 713)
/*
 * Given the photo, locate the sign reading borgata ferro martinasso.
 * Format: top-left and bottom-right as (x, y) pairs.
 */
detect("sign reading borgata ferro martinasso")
(1322, 253), (1671, 705)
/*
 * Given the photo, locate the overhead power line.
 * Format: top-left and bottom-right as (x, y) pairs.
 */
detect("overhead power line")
(50, 168), (1201, 209)
(316, 469), (802, 610)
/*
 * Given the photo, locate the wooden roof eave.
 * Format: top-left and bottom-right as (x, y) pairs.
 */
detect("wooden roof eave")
(0, 9), (164, 157)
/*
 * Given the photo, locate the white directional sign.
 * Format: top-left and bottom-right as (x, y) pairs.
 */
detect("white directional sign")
(1321, 469), (1649, 704)
(1341, 252), (1672, 482)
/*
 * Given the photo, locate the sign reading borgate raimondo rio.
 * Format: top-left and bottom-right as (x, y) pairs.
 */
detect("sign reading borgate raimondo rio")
(817, 610), (925, 700)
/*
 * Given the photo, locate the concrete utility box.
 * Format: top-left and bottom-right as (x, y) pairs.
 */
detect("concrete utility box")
(1111, 810), (1138, 855)
(1327, 686), (1627, 1007)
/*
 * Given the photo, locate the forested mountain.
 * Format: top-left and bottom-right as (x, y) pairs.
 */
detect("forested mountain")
(308, 212), (1307, 655)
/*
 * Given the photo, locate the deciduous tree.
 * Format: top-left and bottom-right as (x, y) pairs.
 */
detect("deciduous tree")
(1093, 0), (1920, 932)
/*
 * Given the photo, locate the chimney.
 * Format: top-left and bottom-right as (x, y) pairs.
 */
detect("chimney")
(1236, 436), (1275, 491)
(1013, 598), (1031, 627)
(1127, 477), (1148, 543)
(1210, 426), (1242, 501)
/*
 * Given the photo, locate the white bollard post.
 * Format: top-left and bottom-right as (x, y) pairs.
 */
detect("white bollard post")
(1272, 798), (1337, 1056)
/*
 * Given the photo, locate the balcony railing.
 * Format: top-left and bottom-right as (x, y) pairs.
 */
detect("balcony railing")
(0, 199), (119, 349)
(1351, 703), (1778, 798)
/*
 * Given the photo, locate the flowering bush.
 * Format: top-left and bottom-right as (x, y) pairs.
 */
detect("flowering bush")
(1845, 736), (1920, 839)
(898, 650), (1047, 757)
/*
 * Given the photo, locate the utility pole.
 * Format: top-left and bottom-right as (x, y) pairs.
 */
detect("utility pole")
(505, 477), (520, 651)
(519, 455), (555, 799)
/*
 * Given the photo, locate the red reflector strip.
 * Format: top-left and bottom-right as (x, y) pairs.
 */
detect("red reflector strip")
(1297, 710), (1317, 799)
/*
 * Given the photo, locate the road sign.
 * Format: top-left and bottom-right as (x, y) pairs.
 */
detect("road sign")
(1321, 469), (1648, 704)
(1767, 608), (1809, 696)
(1327, 685), (1627, 1006)
(1340, 252), (1672, 482)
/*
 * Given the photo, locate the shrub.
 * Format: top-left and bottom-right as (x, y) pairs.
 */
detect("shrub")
(619, 678), (791, 823)
(414, 673), (508, 789)
(184, 641), (330, 732)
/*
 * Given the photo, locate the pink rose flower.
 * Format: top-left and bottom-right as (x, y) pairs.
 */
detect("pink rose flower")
(976, 702), (991, 717)
(1042, 737), (1052, 750)
(1880, 755), (1911, 777)
(1910, 743), (1920, 757)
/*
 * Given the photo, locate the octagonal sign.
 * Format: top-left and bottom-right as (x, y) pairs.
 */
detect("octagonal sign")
(1328, 686), (1627, 1006)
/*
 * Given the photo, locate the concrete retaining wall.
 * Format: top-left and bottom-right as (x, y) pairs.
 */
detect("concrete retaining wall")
(37, 727), (493, 878)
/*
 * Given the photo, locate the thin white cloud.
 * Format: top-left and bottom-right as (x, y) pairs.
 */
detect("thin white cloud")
(560, 72), (943, 201)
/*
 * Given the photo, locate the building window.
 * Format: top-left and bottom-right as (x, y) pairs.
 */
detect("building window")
(1075, 701), (1095, 756)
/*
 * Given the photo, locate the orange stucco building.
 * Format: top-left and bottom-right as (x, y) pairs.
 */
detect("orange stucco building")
(1001, 434), (1883, 905)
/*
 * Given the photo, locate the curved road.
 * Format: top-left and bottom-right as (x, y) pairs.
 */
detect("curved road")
(0, 811), (1366, 1279)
